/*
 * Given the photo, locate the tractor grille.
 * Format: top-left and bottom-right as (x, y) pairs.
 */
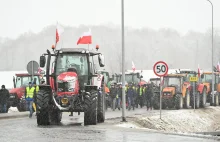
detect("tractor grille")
(58, 82), (74, 92)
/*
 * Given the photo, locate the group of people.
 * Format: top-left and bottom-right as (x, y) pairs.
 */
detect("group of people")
(107, 82), (155, 111)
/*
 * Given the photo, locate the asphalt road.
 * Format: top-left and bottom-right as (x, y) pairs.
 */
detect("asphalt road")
(0, 108), (218, 142)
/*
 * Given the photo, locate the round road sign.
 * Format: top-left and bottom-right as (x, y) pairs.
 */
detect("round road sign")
(27, 60), (39, 75)
(153, 61), (168, 77)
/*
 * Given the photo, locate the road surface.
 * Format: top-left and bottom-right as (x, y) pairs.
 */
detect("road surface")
(0, 108), (218, 142)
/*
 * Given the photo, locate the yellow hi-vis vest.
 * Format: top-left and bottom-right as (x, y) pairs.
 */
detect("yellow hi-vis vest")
(35, 86), (39, 93)
(26, 87), (35, 98)
(139, 87), (143, 96)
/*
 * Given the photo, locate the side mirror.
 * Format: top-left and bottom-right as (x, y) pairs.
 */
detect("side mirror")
(13, 76), (16, 88)
(98, 54), (105, 67)
(40, 55), (46, 68)
(201, 74), (204, 79)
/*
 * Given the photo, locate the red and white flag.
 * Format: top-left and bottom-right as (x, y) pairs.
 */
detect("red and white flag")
(217, 62), (220, 71)
(56, 22), (64, 44)
(198, 64), (201, 77)
(77, 29), (92, 45)
(132, 61), (136, 72)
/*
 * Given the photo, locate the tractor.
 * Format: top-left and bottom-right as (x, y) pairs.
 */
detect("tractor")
(200, 71), (220, 106)
(159, 74), (191, 109)
(178, 69), (207, 108)
(36, 47), (106, 125)
(8, 73), (40, 112)
(118, 71), (142, 85)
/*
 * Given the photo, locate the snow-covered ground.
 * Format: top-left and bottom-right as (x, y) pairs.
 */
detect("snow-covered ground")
(130, 106), (220, 133)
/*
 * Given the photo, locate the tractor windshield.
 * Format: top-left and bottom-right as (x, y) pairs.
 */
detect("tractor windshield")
(16, 76), (40, 88)
(56, 53), (88, 76)
(201, 74), (212, 83)
(150, 79), (160, 86)
(164, 77), (181, 87)
(119, 74), (139, 84)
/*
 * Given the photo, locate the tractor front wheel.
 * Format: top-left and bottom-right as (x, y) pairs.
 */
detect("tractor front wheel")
(36, 90), (50, 125)
(84, 90), (98, 125)
(97, 90), (105, 123)
(200, 88), (207, 108)
(174, 94), (183, 110)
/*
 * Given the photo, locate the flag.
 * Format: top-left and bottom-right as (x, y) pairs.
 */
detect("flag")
(217, 62), (220, 72)
(132, 61), (136, 72)
(77, 29), (92, 45)
(56, 22), (64, 44)
(198, 64), (201, 77)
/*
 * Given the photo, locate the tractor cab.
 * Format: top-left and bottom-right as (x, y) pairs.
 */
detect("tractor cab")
(118, 72), (142, 85)
(150, 78), (160, 87)
(201, 72), (220, 92)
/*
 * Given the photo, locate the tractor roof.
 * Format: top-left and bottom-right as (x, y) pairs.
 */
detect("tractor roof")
(15, 73), (40, 77)
(60, 48), (100, 56)
(179, 70), (196, 74)
(164, 74), (186, 77)
(203, 71), (220, 74)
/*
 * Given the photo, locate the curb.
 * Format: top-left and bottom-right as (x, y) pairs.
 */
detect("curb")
(0, 112), (29, 120)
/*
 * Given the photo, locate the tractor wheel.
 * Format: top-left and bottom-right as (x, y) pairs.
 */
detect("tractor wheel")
(184, 89), (190, 109)
(152, 93), (160, 109)
(200, 88), (207, 108)
(97, 90), (105, 123)
(50, 109), (62, 124)
(174, 94), (183, 110)
(84, 90), (98, 125)
(214, 93), (219, 106)
(36, 90), (50, 125)
(191, 92), (200, 109)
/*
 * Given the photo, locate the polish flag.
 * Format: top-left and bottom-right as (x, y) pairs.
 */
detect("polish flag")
(217, 62), (220, 72)
(77, 29), (92, 45)
(198, 64), (201, 77)
(56, 22), (64, 44)
(132, 61), (136, 72)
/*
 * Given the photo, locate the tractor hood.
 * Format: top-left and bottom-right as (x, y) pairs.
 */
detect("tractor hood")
(57, 72), (79, 96)
(57, 72), (78, 82)
(9, 87), (23, 94)
(163, 87), (175, 93)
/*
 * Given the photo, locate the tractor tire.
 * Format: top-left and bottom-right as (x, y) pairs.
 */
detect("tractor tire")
(17, 102), (27, 112)
(191, 92), (200, 109)
(214, 93), (219, 106)
(200, 88), (207, 108)
(36, 90), (50, 125)
(184, 89), (190, 109)
(152, 93), (160, 109)
(84, 90), (98, 125)
(174, 94), (183, 110)
(97, 90), (105, 123)
(50, 109), (62, 124)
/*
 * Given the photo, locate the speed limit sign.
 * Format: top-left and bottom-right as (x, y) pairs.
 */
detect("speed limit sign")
(153, 61), (168, 77)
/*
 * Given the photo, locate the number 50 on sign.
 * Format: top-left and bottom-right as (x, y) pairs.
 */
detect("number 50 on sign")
(153, 61), (169, 77)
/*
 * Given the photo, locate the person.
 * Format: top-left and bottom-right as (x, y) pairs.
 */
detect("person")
(32, 82), (39, 115)
(116, 84), (122, 110)
(136, 84), (144, 108)
(110, 83), (117, 111)
(0, 85), (10, 113)
(146, 83), (154, 110)
(25, 82), (36, 118)
(127, 83), (135, 110)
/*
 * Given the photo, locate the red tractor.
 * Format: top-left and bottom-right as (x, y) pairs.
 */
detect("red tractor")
(8, 73), (40, 112)
(36, 47), (106, 125)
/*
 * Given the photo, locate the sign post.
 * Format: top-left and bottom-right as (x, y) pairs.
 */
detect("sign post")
(153, 61), (169, 119)
(189, 76), (198, 110)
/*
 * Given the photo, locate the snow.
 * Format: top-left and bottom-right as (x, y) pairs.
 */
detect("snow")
(133, 107), (220, 133)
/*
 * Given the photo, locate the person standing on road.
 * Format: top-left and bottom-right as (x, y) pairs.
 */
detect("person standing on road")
(146, 83), (153, 110)
(127, 83), (135, 110)
(25, 82), (36, 118)
(0, 85), (10, 113)
(32, 82), (39, 115)
(136, 85), (144, 108)
(117, 84), (122, 110)
(110, 83), (117, 110)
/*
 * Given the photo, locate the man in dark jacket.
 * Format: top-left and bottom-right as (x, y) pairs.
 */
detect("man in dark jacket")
(0, 85), (10, 113)
(146, 83), (154, 110)
(127, 83), (135, 110)
(110, 84), (117, 110)
(117, 84), (122, 110)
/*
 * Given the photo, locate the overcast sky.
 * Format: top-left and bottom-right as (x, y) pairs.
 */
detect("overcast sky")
(0, 0), (219, 39)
